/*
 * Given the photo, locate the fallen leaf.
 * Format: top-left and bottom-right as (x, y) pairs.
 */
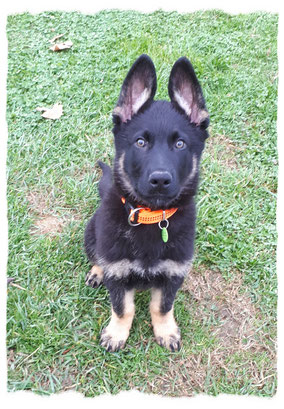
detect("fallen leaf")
(36, 103), (63, 120)
(50, 40), (73, 51)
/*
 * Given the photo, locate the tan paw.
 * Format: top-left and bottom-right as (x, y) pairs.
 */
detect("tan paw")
(100, 323), (129, 352)
(85, 265), (103, 288)
(154, 325), (181, 351)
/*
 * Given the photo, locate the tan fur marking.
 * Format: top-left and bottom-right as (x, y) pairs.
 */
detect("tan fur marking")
(117, 153), (138, 199)
(98, 257), (192, 279)
(100, 290), (135, 351)
(177, 154), (198, 199)
(150, 288), (181, 351)
(188, 154), (198, 181)
(113, 106), (122, 117)
(90, 265), (103, 279)
(198, 109), (209, 123)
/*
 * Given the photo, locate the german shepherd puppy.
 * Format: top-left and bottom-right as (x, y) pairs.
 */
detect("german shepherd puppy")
(84, 55), (209, 352)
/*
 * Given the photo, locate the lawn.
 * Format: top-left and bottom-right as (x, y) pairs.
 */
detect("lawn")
(6, 9), (278, 397)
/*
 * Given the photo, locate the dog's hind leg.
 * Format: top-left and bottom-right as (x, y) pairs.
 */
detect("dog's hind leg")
(100, 287), (135, 352)
(85, 265), (104, 288)
(150, 276), (184, 351)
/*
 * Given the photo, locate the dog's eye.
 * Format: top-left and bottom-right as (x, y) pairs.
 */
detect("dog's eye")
(175, 140), (185, 149)
(136, 138), (146, 148)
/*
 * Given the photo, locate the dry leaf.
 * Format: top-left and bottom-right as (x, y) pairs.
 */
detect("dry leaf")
(50, 40), (73, 51)
(36, 103), (63, 120)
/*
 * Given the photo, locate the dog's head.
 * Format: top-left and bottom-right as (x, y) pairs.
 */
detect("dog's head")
(112, 55), (209, 209)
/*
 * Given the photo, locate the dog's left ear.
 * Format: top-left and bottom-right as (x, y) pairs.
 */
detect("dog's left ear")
(168, 57), (209, 128)
(113, 54), (157, 124)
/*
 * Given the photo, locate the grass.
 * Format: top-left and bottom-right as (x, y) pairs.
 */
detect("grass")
(6, 9), (278, 397)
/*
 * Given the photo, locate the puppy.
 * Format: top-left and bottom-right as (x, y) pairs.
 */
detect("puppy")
(84, 55), (209, 352)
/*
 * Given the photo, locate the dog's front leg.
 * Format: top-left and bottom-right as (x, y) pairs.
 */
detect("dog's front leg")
(100, 286), (135, 352)
(150, 276), (184, 351)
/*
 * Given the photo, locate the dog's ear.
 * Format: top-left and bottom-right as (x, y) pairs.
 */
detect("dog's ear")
(168, 57), (209, 128)
(113, 54), (157, 124)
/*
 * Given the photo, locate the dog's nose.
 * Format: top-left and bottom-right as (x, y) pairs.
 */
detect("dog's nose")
(148, 171), (173, 189)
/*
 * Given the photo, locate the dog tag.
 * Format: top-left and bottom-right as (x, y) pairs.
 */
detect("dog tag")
(159, 213), (169, 243)
(161, 227), (168, 243)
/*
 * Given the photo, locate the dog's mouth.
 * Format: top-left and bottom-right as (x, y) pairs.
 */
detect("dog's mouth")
(134, 190), (179, 210)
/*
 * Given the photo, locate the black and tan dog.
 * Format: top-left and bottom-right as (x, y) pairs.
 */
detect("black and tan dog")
(84, 55), (209, 352)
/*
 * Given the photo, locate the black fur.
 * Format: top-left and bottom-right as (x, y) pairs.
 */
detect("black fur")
(84, 55), (209, 350)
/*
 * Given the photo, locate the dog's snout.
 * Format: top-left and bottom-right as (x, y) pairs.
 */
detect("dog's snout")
(148, 171), (173, 189)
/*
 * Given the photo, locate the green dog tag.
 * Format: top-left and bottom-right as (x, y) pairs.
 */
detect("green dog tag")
(161, 227), (168, 243)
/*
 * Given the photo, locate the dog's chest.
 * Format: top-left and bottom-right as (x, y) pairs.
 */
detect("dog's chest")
(122, 222), (179, 260)
(98, 222), (193, 279)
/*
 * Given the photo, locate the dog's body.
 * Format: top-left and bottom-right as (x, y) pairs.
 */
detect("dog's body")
(84, 55), (209, 352)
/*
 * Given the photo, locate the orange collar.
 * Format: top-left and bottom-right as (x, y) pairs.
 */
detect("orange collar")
(121, 197), (178, 226)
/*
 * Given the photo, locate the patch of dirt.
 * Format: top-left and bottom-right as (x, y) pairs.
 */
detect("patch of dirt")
(183, 268), (258, 349)
(27, 191), (78, 237)
(27, 191), (50, 214)
(206, 134), (241, 169)
(33, 215), (64, 235)
(148, 267), (276, 397)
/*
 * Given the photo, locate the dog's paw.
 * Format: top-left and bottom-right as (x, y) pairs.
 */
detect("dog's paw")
(154, 326), (181, 352)
(85, 265), (103, 288)
(100, 324), (129, 352)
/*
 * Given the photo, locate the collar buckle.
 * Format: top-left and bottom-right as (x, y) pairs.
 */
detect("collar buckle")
(128, 207), (143, 226)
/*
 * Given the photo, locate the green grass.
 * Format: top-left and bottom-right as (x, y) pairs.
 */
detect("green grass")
(6, 10), (278, 397)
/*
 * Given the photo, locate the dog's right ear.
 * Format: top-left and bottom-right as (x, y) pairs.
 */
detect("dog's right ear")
(113, 55), (157, 124)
